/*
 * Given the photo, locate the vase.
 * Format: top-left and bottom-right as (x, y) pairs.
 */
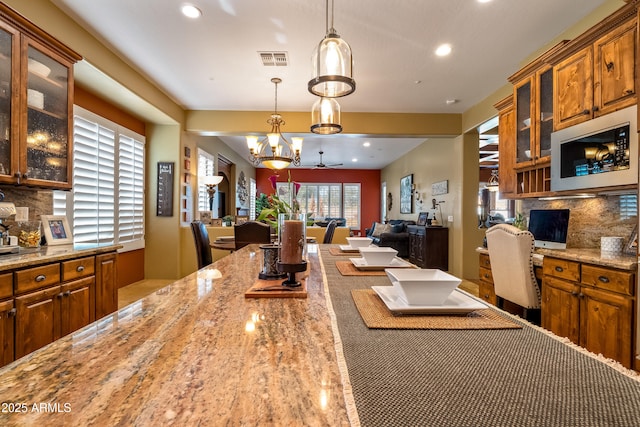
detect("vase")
(259, 244), (286, 280)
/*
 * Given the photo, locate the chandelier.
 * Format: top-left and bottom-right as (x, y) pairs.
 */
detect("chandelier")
(308, 0), (355, 98)
(247, 78), (303, 170)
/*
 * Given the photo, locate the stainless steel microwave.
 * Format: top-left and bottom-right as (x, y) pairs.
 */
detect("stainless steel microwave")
(551, 105), (637, 192)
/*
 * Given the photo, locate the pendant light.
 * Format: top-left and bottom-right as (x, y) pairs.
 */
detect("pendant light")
(308, 0), (355, 98)
(311, 96), (342, 134)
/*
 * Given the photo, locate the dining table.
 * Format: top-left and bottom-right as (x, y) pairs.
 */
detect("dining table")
(1, 244), (640, 426)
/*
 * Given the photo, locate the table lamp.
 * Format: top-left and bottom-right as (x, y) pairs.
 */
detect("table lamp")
(201, 175), (224, 211)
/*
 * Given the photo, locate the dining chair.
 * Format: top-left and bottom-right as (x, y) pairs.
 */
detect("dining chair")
(191, 221), (213, 269)
(234, 221), (271, 250)
(485, 223), (541, 324)
(323, 220), (338, 244)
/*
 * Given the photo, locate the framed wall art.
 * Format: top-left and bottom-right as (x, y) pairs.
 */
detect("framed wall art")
(400, 174), (413, 214)
(41, 215), (73, 246)
(432, 180), (448, 196)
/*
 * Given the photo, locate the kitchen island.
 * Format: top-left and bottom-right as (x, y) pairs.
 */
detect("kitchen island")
(1, 244), (640, 426)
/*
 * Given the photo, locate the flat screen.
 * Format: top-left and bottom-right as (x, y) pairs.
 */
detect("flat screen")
(528, 209), (570, 249)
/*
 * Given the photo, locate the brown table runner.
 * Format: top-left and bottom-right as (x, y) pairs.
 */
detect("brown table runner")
(335, 260), (388, 276)
(352, 289), (522, 329)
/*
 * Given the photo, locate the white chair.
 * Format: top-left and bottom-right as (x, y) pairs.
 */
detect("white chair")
(485, 223), (541, 323)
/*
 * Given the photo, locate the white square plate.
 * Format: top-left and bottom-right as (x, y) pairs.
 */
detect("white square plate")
(350, 257), (414, 271)
(339, 245), (360, 253)
(372, 286), (487, 314)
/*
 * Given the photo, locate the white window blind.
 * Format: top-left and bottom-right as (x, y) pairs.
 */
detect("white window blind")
(54, 106), (145, 252)
(197, 149), (216, 214)
(249, 178), (256, 220)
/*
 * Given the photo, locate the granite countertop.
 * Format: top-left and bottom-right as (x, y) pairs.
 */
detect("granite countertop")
(0, 243), (122, 272)
(0, 244), (349, 426)
(476, 246), (637, 271)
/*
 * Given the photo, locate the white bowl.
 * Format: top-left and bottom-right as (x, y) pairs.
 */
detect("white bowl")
(523, 118), (531, 127)
(524, 150), (531, 159)
(385, 268), (461, 306)
(346, 237), (372, 248)
(359, 246), (397, 265)
(28, 58), (51, 77)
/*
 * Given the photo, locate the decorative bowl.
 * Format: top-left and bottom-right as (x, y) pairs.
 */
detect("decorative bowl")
(346, 237), (372, 248)
(358, 246), (397, 265)
(28, 58), (51, 77)
(385, 268), (461, 305)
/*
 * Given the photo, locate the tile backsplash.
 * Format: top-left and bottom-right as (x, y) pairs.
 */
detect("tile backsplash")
(0, 187), (53, 236)
(522, 194), (637, 250)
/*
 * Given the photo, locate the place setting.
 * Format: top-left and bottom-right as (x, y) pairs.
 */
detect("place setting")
(328, 236), (372, 255)
(336, 246), (415, 276)
(351, 269), (522, 329)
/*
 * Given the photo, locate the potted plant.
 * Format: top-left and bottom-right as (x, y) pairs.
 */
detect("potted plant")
(222, 215), (234, 226)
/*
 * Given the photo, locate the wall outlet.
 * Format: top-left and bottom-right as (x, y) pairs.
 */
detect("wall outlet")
(447, 215), (454, 223)
(15, 207), (28, 222)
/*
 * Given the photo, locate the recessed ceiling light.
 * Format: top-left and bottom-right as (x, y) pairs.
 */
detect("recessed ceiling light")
(181, 4), (202, 18)
(477, 0), (492, 3)
(363, 142), (370, 147)
(352, 158), (358, 162)
(446, 99), (458, 105)
(435, 44), (452, 57)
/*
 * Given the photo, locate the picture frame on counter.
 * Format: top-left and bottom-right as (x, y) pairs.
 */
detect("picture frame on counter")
(211, 218), (222, 227)
(41, 215), (73, 246)
(625, 225), (637, 255)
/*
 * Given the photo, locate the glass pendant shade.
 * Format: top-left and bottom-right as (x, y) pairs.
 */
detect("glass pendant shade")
(311, 97), (342, 134)
(308, 32), (355, 98)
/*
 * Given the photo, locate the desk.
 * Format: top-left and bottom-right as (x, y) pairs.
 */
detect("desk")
(1, 245), (640, 425)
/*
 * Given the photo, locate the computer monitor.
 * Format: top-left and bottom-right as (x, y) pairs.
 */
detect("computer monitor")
(528, 209), (570, 249)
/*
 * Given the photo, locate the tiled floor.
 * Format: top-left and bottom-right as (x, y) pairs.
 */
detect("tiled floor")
(118, 279), (174, 309)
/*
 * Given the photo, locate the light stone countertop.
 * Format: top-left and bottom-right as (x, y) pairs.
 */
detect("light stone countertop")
(0, 244), (351, 426)
(0, 243), (122, 272)
(476, 246), (637, 271)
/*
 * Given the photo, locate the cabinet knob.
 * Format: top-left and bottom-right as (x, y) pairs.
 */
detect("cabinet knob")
(76, 265), (85, 272)
(571, 290), (579, 296)
(35, 274), (46, 282)
(64, 290), (71, 297)
(591, 106), (599, 112)
(582, 109), (590, 115)
(605, 61), (614, 71)
(8, 308), (16, 317)
(555, 266), (564, 272)
(597, 275), (609, 283)
(625, 89), (633, 94)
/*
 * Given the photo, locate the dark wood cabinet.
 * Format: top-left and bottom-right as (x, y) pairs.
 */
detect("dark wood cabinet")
(60, 276), (94, 337)
(0, 298), (15, 366)
(407, 226), (448, 270)
(15, 284), (61, 359)
(478, 253), (497, 305)
(96, 252), (118, 319)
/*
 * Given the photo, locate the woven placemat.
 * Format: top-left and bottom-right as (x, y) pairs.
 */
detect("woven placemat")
(335, 260), (388, 276)
(328, 247), (357, 256)
(351, 289), (522, 329)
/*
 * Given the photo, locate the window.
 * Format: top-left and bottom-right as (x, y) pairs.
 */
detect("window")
(275, 182), (361, 228)
(249, 177), (257, 219)
(53, 106), (145, 252)
(197, 149), (216, 213)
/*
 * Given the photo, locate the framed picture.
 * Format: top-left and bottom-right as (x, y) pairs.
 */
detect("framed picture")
(432, 180), (448, 196)
(417, 211), (429, 226)
(199, 211), (212, 224)
(41, 215), (73, 246)
(235, 215), (249, 225)
(400, 174), (413, 214)
(211, 218), (222, 227)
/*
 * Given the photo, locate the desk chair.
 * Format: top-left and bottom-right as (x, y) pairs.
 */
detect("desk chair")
(485, 223), (541, 324)
(323, 220), (338, 244)
(234, 221), (271, 250)
(191, 221), (213, 269)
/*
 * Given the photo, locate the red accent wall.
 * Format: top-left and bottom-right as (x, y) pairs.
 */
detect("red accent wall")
(255, 168), (381, 236)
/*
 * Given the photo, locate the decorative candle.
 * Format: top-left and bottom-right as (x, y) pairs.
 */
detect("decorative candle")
(280, 219), (304, 264)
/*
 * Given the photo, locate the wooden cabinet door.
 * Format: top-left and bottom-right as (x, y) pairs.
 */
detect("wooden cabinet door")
(593, 18), (636, 116)
(60, 276), (94, 337)
(14, 285), (61, 359)
(541, 276), (579, 343)
(96, 253), (118, 319)
(0, 299), (15, 367)
(554, 47), (593, 130)
(496, 98), (516, 195)
(580, 286), (633, 368)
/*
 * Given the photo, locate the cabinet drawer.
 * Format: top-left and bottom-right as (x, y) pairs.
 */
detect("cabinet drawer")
(62, 257), (95, 282)
(581, 265), (634, 296)
(479, 266), (493, 284)
(15, 264), (61, 294)
(0, 272), (12, 299)
(543, 258), (580, 282)
(479, 253), (491, 269)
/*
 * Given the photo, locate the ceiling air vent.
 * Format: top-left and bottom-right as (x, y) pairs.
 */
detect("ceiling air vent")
(259, 52), (288, 66)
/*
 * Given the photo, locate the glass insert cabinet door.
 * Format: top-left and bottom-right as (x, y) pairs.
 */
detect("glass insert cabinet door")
(0, 23), (17, 180)
(25, 43), (70, 186)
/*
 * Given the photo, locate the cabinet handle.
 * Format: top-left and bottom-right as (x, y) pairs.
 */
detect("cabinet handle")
(582, 109), (590, 115)
(571, 291), (579, 296)
(555, 266), (564, 272)
(605, 61), (614, 71)
(625, 89), (633, 94)
(597, 276), (610, 283)
(35, 274), (46, 282)
(13, 171), (21, 184)
(484, 274), (490, 279)
(76, 265), (85, 272)
(8, 308), (16, 317)
(57, 292), (64, 299)
(591, 106), (599, 112)
(64, 290), (71, 297)
(578, 293), (584, 298)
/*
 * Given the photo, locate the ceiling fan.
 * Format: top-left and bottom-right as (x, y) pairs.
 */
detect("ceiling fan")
(304, 151), (343, 169)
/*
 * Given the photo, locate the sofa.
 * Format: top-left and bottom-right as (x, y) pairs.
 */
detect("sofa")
(314, 217), (346, 227)
(365, 220), (416, 258)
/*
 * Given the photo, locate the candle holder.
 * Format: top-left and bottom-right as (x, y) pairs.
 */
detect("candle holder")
(259, 244), (286, 280)
(277, 212), (307, 287)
